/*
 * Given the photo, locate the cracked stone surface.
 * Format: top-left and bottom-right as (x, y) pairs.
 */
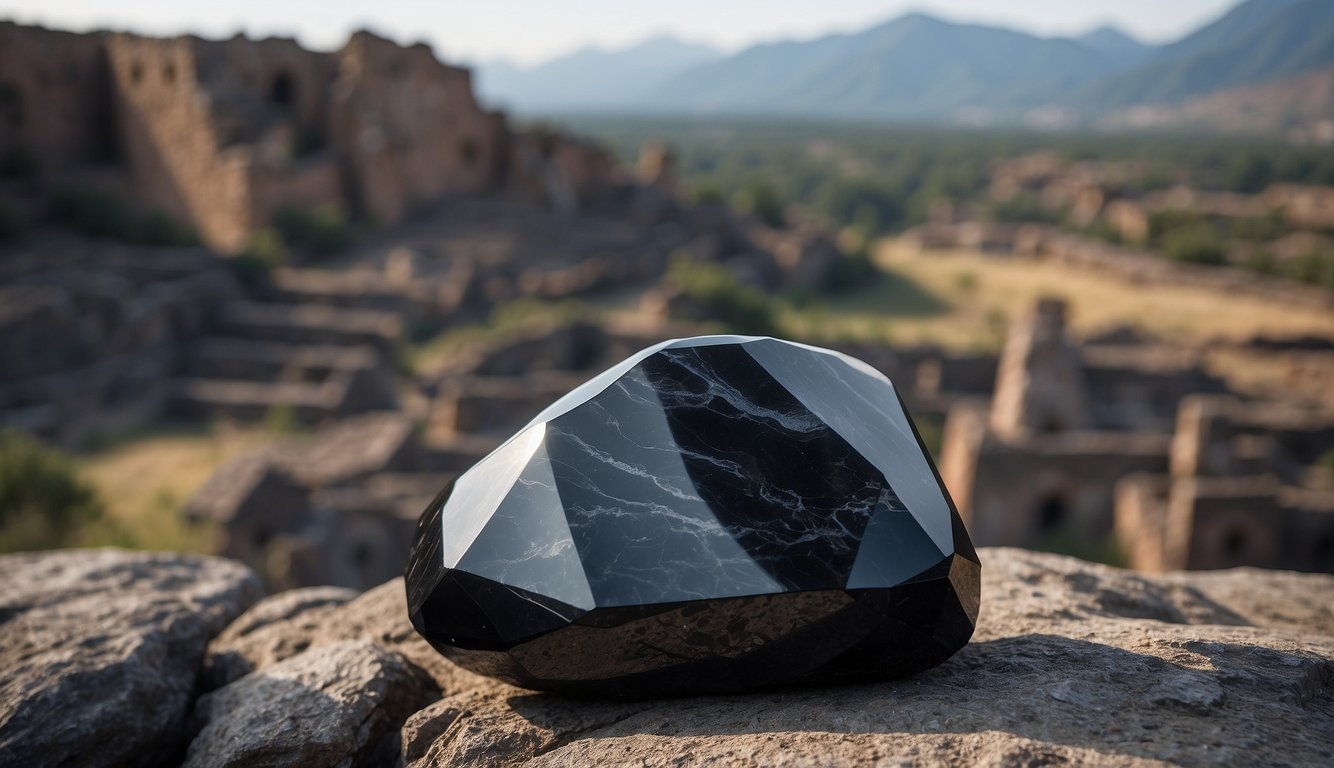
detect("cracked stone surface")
(0, 549), (261, 768)
(184, 640), (437, 768)
(1, 547), (1330, 767)
(202, 578), (490, 695)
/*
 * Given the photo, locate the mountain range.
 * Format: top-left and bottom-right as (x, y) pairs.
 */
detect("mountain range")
(474, 0), (1334, 125)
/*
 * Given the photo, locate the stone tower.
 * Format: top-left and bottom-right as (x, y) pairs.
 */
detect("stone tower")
(989, 298), (1091, 438)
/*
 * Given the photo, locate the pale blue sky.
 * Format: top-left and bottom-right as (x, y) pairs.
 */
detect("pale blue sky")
(1, 0), (1237, 66)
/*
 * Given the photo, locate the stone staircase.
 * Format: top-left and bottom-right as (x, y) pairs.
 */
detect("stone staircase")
(169, 293), (405, 426)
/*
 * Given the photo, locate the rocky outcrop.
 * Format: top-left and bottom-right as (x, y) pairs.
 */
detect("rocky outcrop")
(184, 640), (435, 768)
(201, 578), (489, 696)
(0, 549), (261, 768)
(390, 547), (1334, 767)
(1, 547), (1331, 767)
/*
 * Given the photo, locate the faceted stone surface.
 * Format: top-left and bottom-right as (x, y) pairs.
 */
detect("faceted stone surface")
(405, 336), (980, 696)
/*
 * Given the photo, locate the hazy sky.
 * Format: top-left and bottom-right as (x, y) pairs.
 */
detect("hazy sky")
(1, 0), (1238, 66)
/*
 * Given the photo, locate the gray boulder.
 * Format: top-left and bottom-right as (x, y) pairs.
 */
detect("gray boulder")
(203, 577), (489, 695)
(0, 549), (261, 768)
(184, 639), (436, 768)
(201, 585), (358, 689)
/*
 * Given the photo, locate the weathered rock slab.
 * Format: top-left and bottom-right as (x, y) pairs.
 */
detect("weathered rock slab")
(0, 549), (262, 768)
(4, 546), (1330, 767)
(203, 577), (490, 695)
(399, 548), (1334, 767)
(184, 639), (436, 768)
(201, 585), (358, 689)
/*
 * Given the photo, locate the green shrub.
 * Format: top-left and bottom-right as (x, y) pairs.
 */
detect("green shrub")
(953, 269), (978, 294)
(1147, 208), (1209, 246)
(263, 404), (302, 435)
(735, 175), (785, 228)
(140, 209), (198, 247)
(1036, 532), (1127, 567)
(1283, 249), (1334, 291)
(1161, 225), (1226, 266)
(50, 185), (138, 240)
(690, 181), (726, 206)
(822, 241), (882, 293)
(232, 228), (288, 286)
(1229, 211), (1286, 241)
(0, 429), (105, 553)
(667, 256), (781, 336)
(274, 203), (352, 257)
(1082, 220), (1123, 245)
(1242, 249), (1277, 276)
(987, 191), (1060, 224)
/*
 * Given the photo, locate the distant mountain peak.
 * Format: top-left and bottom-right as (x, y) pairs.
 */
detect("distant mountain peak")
(480, 0), (1334, 124)
(1079, 24), (1143, 46)
(475, 32), (723, 113)
(1076, 23), (1151, 61)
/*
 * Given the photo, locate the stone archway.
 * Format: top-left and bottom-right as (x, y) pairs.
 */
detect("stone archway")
(269, 71), (296, 107)
(1036, 491), (1070, 535)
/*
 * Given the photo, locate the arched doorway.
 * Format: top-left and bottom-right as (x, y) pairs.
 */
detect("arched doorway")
(1036, 492), (1069, 534)
(269, 71), (296, 106)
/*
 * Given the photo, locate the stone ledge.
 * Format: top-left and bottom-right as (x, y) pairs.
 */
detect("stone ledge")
(1, 546), (1330, 767)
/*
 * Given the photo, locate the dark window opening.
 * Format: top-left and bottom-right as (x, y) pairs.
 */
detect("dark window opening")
(1312, 533), (1333, 566)
(163, 63), (176, 84)
(0, 81), (23, 129)
(460, 139), (479, 168)
(352, 541), (374, 572)
(130, 61), (144, 84)
(1037, 494), (1068, 534)
(269, 72), (295, 106)
(1222, 528), (1247, 561)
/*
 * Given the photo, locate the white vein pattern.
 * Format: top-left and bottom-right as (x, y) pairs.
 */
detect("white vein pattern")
(648, 347), (883, 580)
(404, 336), (980, 695)
(543, 346), (886, 606)
(455, 442), (596, 611)
(744, 339), (955, 556)
(438, 422), (546, 569)
(546, 364), (784, 606)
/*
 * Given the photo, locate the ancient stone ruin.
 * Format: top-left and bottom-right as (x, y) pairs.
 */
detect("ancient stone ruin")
(0, 21), (613, 251)
(940, 298), (1334, 572)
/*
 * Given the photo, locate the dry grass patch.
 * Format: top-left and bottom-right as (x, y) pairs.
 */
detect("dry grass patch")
(75, 424), (274, 553)
(782, 238), (1334, 351)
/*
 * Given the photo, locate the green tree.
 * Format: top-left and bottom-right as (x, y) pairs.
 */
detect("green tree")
(0, 429), (106, 552)
(1161, 225), (1227, 266)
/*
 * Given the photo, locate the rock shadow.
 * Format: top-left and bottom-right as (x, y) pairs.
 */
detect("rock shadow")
(502, 634), (1333, 765)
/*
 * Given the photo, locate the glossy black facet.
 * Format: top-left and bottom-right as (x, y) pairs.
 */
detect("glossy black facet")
(405, 336), (980, 696)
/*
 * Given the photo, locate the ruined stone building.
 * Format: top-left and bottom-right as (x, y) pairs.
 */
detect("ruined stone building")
(0, 245), (241, 444)
(0, 21), (615, 251)
(1116, 395), (1334, 573)
(939, 298), (1333, 573)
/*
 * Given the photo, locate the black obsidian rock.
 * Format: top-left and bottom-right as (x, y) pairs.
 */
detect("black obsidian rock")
(405, 336), (979, 696)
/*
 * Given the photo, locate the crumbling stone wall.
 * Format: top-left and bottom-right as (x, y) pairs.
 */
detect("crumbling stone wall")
(989, 299), (1091, 438)
(330, 33), (503, 225)
(1, 22), (612, 252)
(0, 22), (117, 170)
(1117, 395), (1334, 573)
